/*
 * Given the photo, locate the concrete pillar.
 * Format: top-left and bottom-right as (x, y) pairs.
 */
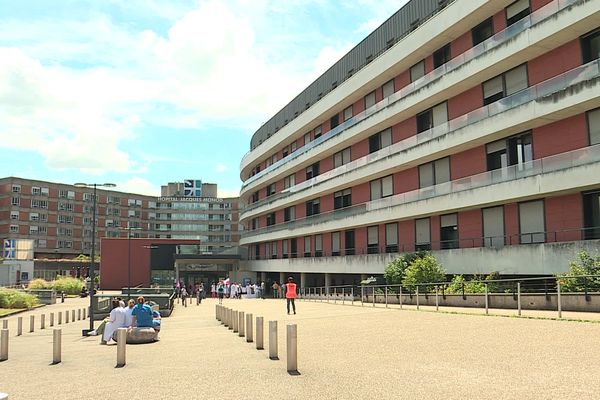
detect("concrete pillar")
(78, 309), (81, 320)
(260, 272), (266, 282)
(71, 310), (75, 322)
(246, 313), (253, 343)
(65, 310), (69, 324)
(286, 324), (298, 373)
(255, 317), (264, 350)
(269, 321), (278, 360)
(0, 329), (8, 361)
(52, 329), (61, 364)
(17, 317), (22, 336)
(29, 315), (35, 332)
(238, 311), (245, 337)
(41, 314), (45, 330)
(233, 311), (238, 333)
(1, 321), (6, 330)
(324, 273), (331, 293)
(116, 328), (127, 367)
(50, 313), (54, 327)
(279, 272), (285, 287)
(58, 312), (62, 325)
(300, 272), (306, 292)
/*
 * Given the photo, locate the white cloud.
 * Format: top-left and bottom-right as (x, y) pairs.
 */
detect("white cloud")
(114, 176), (160, 197)
(215, 163), (227, 173)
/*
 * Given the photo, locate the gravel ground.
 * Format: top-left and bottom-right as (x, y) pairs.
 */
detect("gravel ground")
(1, 296), (600, 399)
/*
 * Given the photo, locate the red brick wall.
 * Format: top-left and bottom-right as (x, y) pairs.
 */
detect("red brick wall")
(545, 193), (583, 242)
(492, 10), (506, 33)
(393, 116), (417, 142)
(533, 114), (588, 158)
(352, 138), (370, 160)
(394, 70), (411, 93)
(430, 216), (441, 251)
(450, 145), (486, 180)
(353, 182), (371, 204)
(528, 40), (581, 85)
(451, 31), (472, 58)
(458, 209), (483, 247)
(447, 85), (483, 120)
(531, 0), (554, 11)
(393, 169), (418, 195)
(504, 203), (520, 245)
(424, 55), (434, 74)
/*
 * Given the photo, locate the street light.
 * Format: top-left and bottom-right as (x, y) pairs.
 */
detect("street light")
(74, 182), (116, 334)
(119, 226), (142, 300)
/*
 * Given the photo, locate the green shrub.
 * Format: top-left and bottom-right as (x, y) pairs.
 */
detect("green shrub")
(28, 278), (51, 290)
(558, 251), (600, 292)
(384, 251), (429, 285)
(51, 277), (85, 295)
(0, 289), (39, 309)
(402, 254), (446, 291)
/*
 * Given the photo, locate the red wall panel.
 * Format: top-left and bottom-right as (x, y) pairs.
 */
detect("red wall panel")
(393, 168), (418, 195)
(528, 40), (581, 85)
(533, 114), (588, 158)
(394, 70), (411, 93)
(504, 203), (519, 245)
(531, 0), (554, 11)
(450, 145), (486, 180)
(430, 216), (441, 251)
(545, 193), (583, 242)
(492, 10), (506, 33)
(458, 210), (483, 247)
(447, 85), (482, 120)
(393, 116), (417, 142)
(451, 31), (472, 58)
(353, 182), (371, 204)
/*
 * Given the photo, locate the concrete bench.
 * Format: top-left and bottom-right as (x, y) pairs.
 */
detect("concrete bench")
(112, 327), (158, 344)
(28, 289), (57, 305)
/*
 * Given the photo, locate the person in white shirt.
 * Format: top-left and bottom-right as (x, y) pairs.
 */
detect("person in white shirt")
(124, 299), (135, 327)
(102, 299), (127, 344)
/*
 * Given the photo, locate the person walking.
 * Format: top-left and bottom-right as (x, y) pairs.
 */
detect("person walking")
(181, 287), (188, 307)
(285, 277), (297, 315)
(217, 281), (225, 304)
(197, 282), (204, 305)
(272, 281), (279, 298)
(260, 281), (266, 299)
(211, 283), (216, 299)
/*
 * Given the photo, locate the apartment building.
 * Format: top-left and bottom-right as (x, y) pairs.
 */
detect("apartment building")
(239, 0), (600, 288)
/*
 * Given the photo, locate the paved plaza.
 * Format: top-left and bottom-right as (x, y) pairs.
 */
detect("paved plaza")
(1, 296), (600, 399)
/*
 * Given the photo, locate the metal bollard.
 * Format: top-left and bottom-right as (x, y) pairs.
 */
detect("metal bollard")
(372, 286), (375, 307)
(246, 313), (253, 343)
(286, 324), (298, 373)
(435, 287), (439, 311)
(351, 287), (354, 305)
(65, 310), (69, 324)
(0, 329), (8, 361)
(269, 321), (278, 360)
(116, 328), (127, 367)
(29, 315), (35, 333)
(484, 284), (489, 315)
(517, 282), (522, 316)
(256, 317), (264, 350)
(17, 317), (22, 336)
(1, 321), (6, 329)
(385, 286), (388, 308)
(238, 312), (245, 337)
(50, 313), (54, 327)
(416, 286), (420, 310)
(41, 314), (46, 330)
(52, 329), (61, 364)
(233, 311), (238, 333)
(557, 280), (562, 319)
(399, 286), (403, 309)
(58, 312), (62, 325)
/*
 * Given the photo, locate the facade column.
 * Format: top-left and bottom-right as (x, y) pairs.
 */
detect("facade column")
(300, 272), (306, 290)
(279, 272), (285, 286)
(260, 272), (266, 282)
(175, 261), (180, 284)
(325, 273), (331, 292)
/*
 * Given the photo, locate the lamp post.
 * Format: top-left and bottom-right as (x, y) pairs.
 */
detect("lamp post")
(120, 226), (142, 300)
(74, 182), (116, 334)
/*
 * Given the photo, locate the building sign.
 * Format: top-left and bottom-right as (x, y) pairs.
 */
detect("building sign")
(184, 179), (202, 197)
(157, 197), (224, 202)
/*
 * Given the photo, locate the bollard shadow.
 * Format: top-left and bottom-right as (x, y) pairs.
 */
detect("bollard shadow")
(269, 356), (279, 360)
(115, 364), (125, 369)
(49, 361), (60, 366)
(287, 370), (301, 376)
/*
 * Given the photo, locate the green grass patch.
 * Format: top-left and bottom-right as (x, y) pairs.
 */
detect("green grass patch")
(0, 288), (39, 309)
(0, 308), (26, 317)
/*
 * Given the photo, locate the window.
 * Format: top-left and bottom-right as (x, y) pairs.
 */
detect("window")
(583, 191), (600, 239)
(588, 108), (600, 146)
(58, 227), (73, 237)
(415, 218), (431, 250)
(59, 189), (75, 199)
(304, 132), (312, 146)
(36, 239), (47, 248)
(11, 184), (20, 193)
(419, 157), (450, 188)
(304, 236), (311, 257)
(334, 189), (351, 209)
(332, 232), (340, 256)
(483, 206), (505, 247)
(306, 162), (320, 180)
(38, 226), (47, 234)
(282, 239), (289, 259)
(11, 197), (20, 206)
(306, 199), (320, 217)
(330, 113), (340, 130)
(382, 79), (394, 98)
(364, 91), (376, 109)
(433, 44), (451, 69)
(283, 174), (295, 189)
(251, 191), (259, 203)
(345, 230), (355, 255)
(271, 241), (277, 259)
(410, 60), (425, 82)
(290, 238), (298, 258)
(314, 234), (323, 257)
(486, 131), (533, 171)
(368, 128), (392, 153)
(417, 102), (447, 133)
(506, 0), (530, 27)
(385, 223), (398, 253)
(31, 199), (48, 209)
(59, 202), (74, 212)
(41, 187), (49, 196)
(334, 147), (351, 168)
(284, 206), (295, 222)
(519, 200), (545, 243)
(582, 28), (600, 64)
(40, 214), (47, 222)
(314, 125), (322, 139)
(290, 142), (297, 153)
(57, 240), (73, 249)
(370, 175), (393, 200)
(367, 226), (379, 254)
(29, 226), (38, 235)
(266, 212), (276, 226)
(32, 186), (41, 195)
(343, 106), (353, 121)
(58, 215), (73, 224)
(10, 224), (19, 233)
(472, 18), (493, 46)
(83, 193), (93, 202)
(128, 210), (141, 218)
(266, 183), (276, 197)
(440, 214), (458, 249)
(10, 211), (19, 220)
(483, 64), (528, 105)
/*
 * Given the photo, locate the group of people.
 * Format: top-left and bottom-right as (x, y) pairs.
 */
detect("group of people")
(89, 296), (161, 345)
(176, 282), (205, 307)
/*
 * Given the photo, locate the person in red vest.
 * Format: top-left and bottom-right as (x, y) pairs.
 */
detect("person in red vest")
(285, 277), (297, 315)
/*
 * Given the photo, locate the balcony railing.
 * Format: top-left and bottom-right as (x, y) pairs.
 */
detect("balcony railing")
(240, 0), (581, 184)
(242, 143), (600, 239)
(242, 57), (600, 216)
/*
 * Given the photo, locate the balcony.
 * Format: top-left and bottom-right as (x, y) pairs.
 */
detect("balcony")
(241, 143), (600, 243)
(241, 58), (600, 221)
(240, 0), (588, 187)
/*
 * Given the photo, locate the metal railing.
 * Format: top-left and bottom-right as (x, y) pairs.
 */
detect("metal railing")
(240, 0), (581, 185)
(299, 274), (600, 318)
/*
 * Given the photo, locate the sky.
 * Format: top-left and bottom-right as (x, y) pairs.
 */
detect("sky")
(0, 0), (408, 198)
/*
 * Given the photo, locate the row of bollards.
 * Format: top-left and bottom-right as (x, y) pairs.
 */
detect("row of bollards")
(215, 305), (297, 373)
(1, 307), (87, 337)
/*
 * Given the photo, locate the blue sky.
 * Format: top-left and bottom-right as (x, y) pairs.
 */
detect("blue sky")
(0, 0), (407, 197)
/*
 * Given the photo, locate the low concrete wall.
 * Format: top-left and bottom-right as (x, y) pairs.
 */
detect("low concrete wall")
(305, 292), (600, 313)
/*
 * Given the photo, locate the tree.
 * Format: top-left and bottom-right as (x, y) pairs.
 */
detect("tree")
(402, 254), (446, 290)
(558, 251), (600, 292)
(384, 251), (428, 284)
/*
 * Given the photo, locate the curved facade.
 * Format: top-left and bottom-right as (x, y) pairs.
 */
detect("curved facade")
(240, 0), (600, 288)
